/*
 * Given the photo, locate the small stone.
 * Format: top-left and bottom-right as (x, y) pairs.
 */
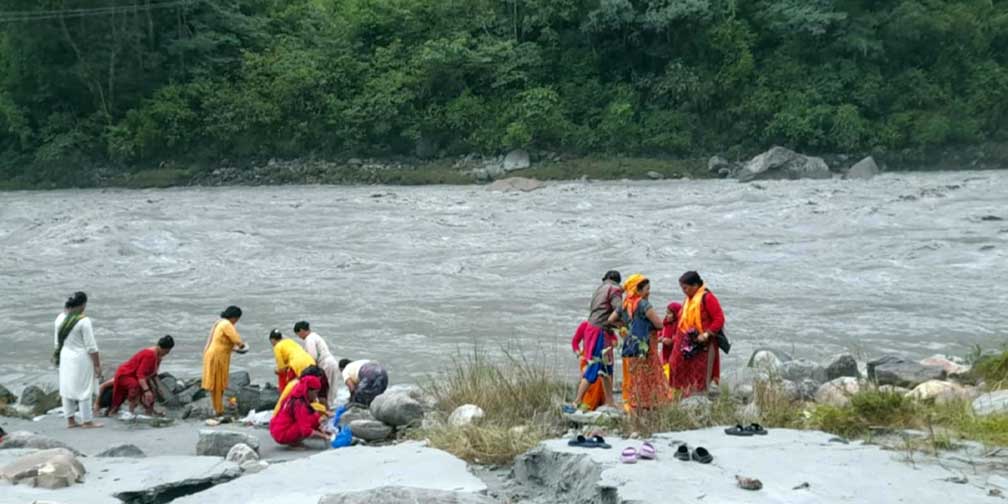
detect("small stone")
(503, 150), (531, 171)
(196, 430), (260, 457)
(906, 380), (973, 404)
(226, 443), (259, 467)
(736, 475), (763, 491)
(646, 171), (663, 180)
(815, 377), (861, 407)
(348, 419), (392, 442)
(95, 444), (146, 458)
(448, 404), (485, 427)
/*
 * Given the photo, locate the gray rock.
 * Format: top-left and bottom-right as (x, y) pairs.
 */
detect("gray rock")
(503, 149), (531, 171)
(0, 384), (15, 404)
(646, 171), (663, 180)
(448, 404), (485, 427)
(348, 419), (392, 442)
(225, 443), (259, 466)
(158, 373), (180, 394)
(487, 177), (545, 192)
(177, 383), (205, 405)
(228, 371), (251, 388)
(348, 158), (363, 166)
(320, 486), (497, 504)
(678, 395), (713, 413)
(814, 377), (861, 407)
(0, 447), (85, 489)
(781, 359), (828, 383)
(825, 354), (859, 380)
(906, 380), (973, 404)
(797, 378), (820, 401)
(0, 431), (81, 455)
(845, 156), (879, 180)
(339, 404), (376, 426)
(708, 155), (733, 174)
(18, 385), (60, 415)
(95, 444), (146, 458)
(256, 385), (280, 412)
(737, 146), (832, 182)
(972, 390), (1008, 416)
(747, 349), (790, 374)
(157, 378), (181, 409)
(196, 430), (260, 457)
(183, 397), (217, 420)
(234, 385), (265, 415)
(370, 391), (425, 428)
(867, 355), (945, 388)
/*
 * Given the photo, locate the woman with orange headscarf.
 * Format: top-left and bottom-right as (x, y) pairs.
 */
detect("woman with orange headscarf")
(609, 274), (670, 412)
(668, 271), (725, 396)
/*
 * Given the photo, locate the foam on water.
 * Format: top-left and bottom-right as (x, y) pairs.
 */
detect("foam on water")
(1, 171), (1006, 385)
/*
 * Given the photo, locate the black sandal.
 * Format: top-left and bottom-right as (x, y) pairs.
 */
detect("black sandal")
(692, 446), (713, 464)
(724, 424), (753, 436)
(745, 423), (768, 435)
(674, 444), (691, 461)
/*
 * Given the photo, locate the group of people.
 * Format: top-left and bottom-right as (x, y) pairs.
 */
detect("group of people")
(570, 270), (726, 412)
(52, 294), (389, 448)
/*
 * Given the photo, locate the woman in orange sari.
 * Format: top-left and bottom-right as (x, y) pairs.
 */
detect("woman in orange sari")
(611, 274), (670, 412)
(201, 306), (249, 415)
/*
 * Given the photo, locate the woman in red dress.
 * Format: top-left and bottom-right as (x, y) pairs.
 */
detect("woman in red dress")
(269, 375), (329, 448)
(108, 335), (174, 415)
(668, 271), (725, 397)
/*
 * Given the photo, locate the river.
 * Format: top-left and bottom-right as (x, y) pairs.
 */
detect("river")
(1, 171), (1006, 389)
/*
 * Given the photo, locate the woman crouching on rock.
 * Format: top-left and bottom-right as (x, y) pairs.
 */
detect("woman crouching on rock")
(269, 375), (330, 449)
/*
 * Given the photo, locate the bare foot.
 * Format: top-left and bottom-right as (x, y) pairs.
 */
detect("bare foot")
(81, 422), (104, 429)
(67, 422), (80, 429)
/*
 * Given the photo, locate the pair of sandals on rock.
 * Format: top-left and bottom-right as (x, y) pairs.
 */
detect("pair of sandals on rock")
(724, 423), (768, 436)
(620, 441), (659, 463)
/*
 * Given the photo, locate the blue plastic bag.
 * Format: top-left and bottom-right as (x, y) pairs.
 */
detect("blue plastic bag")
(331, 424), (352, 448)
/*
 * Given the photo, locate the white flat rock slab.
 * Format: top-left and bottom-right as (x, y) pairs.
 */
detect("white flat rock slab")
(173, 442), (486, 504)
(538, 428), (989, 503)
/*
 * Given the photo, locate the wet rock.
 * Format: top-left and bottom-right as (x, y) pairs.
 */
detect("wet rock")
(196, 430), (260, 457)
(349, 419), (392, 442)
(370, 390), (424, 428)
(339, 404), (376, 426)
(0, 384), (15, 404)
(234, 385), (266, 415)
(18, 385), (61, 415)
(0, 431), (81, 455)
(96, 444), (146, 458)
(0, 447), (85, 489)
(256, 385), (280, 412)
(781, 359), (828, 383)
(737, 146), (832, 182)
(503, 149), (531, 171)
(487, 177), (545, 192)
(845, 156), (880, 180)
(972, 390), (1008, 416)
(747, 349), (789, 374)
(177, 383), (205, 405)
(646, 171), (663, 180)
(815, 377), (861, 407)
(157, 377), (181, 409)
(228, 371), (251, 388)
(868, 355), (945, 388)
(906, 380), (973, 405)
(158, 373), (180, 394)
(708, 155), (735, 176)
(182, 397), (217, 420)
(225, 443), (259, 467)
(825, 354), (859, 380)
(448, 404), (485, 427)
(320, 486), (497, 504)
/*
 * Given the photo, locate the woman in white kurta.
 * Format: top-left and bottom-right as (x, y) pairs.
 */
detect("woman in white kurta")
(55, 292), (103, 428)
(294, 321), (340, 408)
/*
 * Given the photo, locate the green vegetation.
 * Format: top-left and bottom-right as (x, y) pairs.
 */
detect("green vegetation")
(2, 1), (1008, 187)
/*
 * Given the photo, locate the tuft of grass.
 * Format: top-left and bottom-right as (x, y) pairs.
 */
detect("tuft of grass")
(973, 348), (1008, 390)
(419, 423), (552, 465)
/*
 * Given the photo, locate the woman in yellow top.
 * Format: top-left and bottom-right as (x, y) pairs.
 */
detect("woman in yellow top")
(269, 329), (316, 391)
(201, 306), (249, 415)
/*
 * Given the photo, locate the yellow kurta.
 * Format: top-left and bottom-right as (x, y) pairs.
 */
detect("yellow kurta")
(273, 338), (315, 377)
(202, 319), (244, 396)
(272, 378), (327, 416)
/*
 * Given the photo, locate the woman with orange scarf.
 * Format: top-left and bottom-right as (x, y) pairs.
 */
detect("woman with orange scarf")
(668, 271), (725, 396)
(609, 274), (670, 412)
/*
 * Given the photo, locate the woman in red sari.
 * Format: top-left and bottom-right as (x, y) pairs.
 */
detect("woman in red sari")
(613, 274), (671, 412)
(668, 271), (725, 397)
(108, 335), (174, 416)
(269, 375), (329, 448)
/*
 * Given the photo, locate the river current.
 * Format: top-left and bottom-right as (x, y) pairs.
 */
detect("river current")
(1, 171), (1006, 388)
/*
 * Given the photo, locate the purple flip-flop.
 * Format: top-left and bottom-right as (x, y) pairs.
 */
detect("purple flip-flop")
(639, 441), (657, 460)
(621, 447), (639, 464)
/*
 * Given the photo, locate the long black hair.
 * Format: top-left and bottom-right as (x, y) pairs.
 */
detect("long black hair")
(679, 271), (703, 286)
(220, 306), (242, 319)
(602, 270), (622, 284)
(65, 291), (87, 309)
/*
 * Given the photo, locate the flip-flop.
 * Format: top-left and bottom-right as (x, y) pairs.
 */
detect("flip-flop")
(674, 444), (691, 461)
(621, 447), (639, 464)
(567, 434), (594, 448)
(745, 423), (768, 435)
(724, 424), (753, 436)
(692, 446), (713, 464)
(639, 441), (657, 460)
(590, 435), (611, 449)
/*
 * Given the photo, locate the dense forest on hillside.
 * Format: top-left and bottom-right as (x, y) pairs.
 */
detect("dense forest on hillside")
(1, 1), (1007, 186)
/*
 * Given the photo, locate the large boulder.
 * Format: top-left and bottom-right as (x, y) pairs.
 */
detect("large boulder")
(720, 367), (770, 402)
(95, 444), (146, 458)
(737, 146), (832, 182)
(746, 348), (792, 374)
(825, 354), (860, 380)
(339, 404), (376, 426)
(349, 419), (393, 442)
(320, 486), (497, 504)
(228, 371), (251, 388)
(867, 355), (945, 388)
(234, 385), (266, 415)
(781, 359), (828, 384)
(814, 377), (862, 407)
(972, 390), (1008, 416)
(503, 149), (531, 172)
(448, 404), (485, 427)
(157, 375), (181, 409)
(0, 431), (81, 455)
(196, 430), (260, 457)
(487, 177), (545, 192)
(183, 397), (218, 420)
(906, 380), (973, 405)
(845, 156), (879, 180)
(0, 447), (86, 489)
(0, 384), (15, 404)
(370, 390), (425, 428)
(225, 443), (259, 467)
(18, 385), (61, 415)
(256, 385), (280, 412)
